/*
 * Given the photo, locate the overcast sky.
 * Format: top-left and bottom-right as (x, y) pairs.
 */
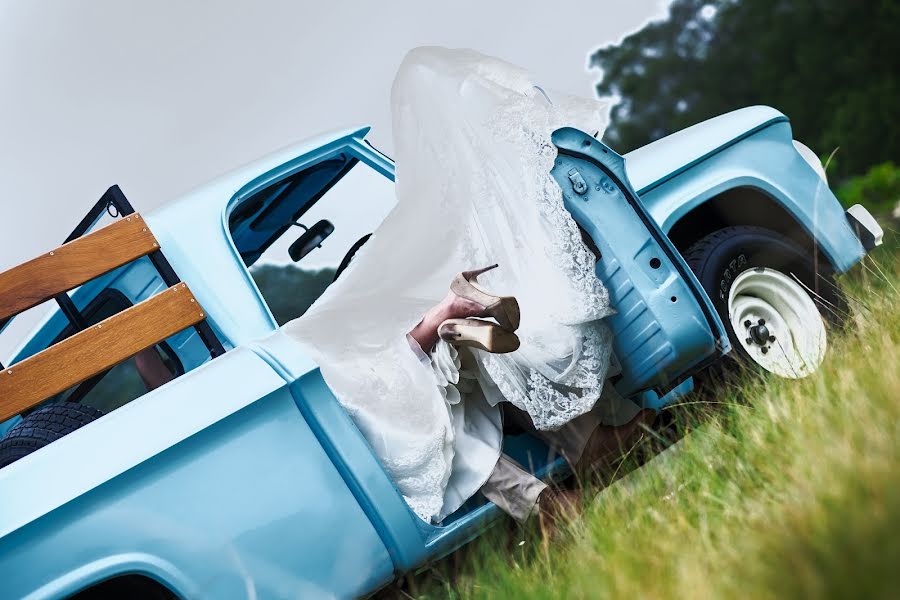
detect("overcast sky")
(0, 0), (669, 272)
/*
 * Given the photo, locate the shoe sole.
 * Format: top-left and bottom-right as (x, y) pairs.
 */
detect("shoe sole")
(450, 275), (521, 331)
(439, 319), (520, 354)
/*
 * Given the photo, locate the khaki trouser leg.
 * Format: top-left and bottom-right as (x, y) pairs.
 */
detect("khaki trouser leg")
(480, 407), (603, 523)
(480, 454), (548, 524)
(481, 393), (648, 523)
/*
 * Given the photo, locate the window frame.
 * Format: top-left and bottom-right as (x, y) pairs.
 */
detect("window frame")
(222, 136), (397, 329)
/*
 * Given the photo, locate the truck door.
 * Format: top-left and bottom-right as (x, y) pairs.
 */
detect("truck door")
(550, 127), (730, 398)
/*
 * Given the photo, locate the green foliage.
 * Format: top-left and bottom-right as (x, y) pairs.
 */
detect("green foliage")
(250, 263), (336, 326)
(834, 161), (900, 215)
(591, 0), (900, 178)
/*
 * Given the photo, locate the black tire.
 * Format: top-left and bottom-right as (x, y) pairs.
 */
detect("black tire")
(684, 226), (847, 373)
(70, 575), (178, 600)
(0, 403), (104, 468)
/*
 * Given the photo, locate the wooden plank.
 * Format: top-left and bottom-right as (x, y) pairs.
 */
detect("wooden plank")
(0, 283), (205, 422)
(0, 214), (158, 321)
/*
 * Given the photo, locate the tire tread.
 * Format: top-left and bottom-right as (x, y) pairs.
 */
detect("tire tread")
(0, 403), (103, 468)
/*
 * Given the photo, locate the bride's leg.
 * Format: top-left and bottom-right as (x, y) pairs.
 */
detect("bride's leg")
(408, 290), (486, 352)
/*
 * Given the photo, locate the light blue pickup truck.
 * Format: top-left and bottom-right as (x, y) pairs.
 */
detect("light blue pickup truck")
(0, 106), (882, 599)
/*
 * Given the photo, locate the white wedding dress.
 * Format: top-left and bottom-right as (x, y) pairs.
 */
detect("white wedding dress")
(285, 47), (614, 522)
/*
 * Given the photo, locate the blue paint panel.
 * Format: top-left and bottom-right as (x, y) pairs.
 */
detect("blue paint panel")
(0, 349), (394, 599)
(287, 371), (427, 573)
(624, 105), (789, 194)
(551, 128), (730, 395)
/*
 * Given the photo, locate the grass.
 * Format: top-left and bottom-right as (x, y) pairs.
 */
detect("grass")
(404, 228), (900, 599)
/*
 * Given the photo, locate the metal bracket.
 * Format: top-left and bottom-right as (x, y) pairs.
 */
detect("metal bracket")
(567, 168), (588, 195)
(65, 185), (135, 244)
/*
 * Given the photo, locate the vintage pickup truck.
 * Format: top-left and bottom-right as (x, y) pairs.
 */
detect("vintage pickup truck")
(0, 106), (883, 598)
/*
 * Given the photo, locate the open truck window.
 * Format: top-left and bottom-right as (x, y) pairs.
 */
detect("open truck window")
(228, 153), (396, 325)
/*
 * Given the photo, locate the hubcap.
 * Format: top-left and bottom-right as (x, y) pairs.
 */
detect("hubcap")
(727, 268), (826, 378)
(748, 321), (771, 345)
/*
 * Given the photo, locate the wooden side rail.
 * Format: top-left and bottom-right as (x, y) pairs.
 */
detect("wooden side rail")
(0, 283), (205, 423)
(0, 214), (158, 322)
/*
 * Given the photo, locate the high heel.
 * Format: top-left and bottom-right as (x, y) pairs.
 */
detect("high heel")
(439, 318), (520, 354)
(450, 264), (521, 331)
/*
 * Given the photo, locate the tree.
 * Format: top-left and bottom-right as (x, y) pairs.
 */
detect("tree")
(251, 263), (335, 325)
(591, 0), (900, 178)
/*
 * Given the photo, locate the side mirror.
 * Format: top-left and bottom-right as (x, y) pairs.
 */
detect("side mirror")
(289, 219), (334, 262)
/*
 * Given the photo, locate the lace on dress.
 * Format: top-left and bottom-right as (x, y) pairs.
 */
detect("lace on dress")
(470, 87), (615, 431)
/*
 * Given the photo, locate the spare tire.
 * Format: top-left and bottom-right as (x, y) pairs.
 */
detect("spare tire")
(0, 403), (104, 468)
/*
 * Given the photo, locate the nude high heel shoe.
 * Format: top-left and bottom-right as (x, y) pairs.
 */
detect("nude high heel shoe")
(438, 318), (520, 354)
(450, 264), (521, 331)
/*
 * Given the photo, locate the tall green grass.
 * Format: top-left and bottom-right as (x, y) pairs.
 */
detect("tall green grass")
(409, 232), (899, 599)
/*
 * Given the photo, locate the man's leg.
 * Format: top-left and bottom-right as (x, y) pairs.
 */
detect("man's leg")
(480, 405), (654, 525)
(482, 398), (653, 527)
(480, 454), (547, 524)
(503, 389), (655, 472)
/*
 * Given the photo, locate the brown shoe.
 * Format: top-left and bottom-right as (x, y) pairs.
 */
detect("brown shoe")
(536, 487), (583, 536)
(577, 408), (656, 470)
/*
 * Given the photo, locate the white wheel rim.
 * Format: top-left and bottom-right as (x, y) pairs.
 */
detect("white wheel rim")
(727, 268), (826, 378)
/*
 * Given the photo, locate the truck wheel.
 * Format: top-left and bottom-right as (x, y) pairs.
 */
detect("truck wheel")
(0, 403), (104, 468)
(684, 226), (847, 379)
